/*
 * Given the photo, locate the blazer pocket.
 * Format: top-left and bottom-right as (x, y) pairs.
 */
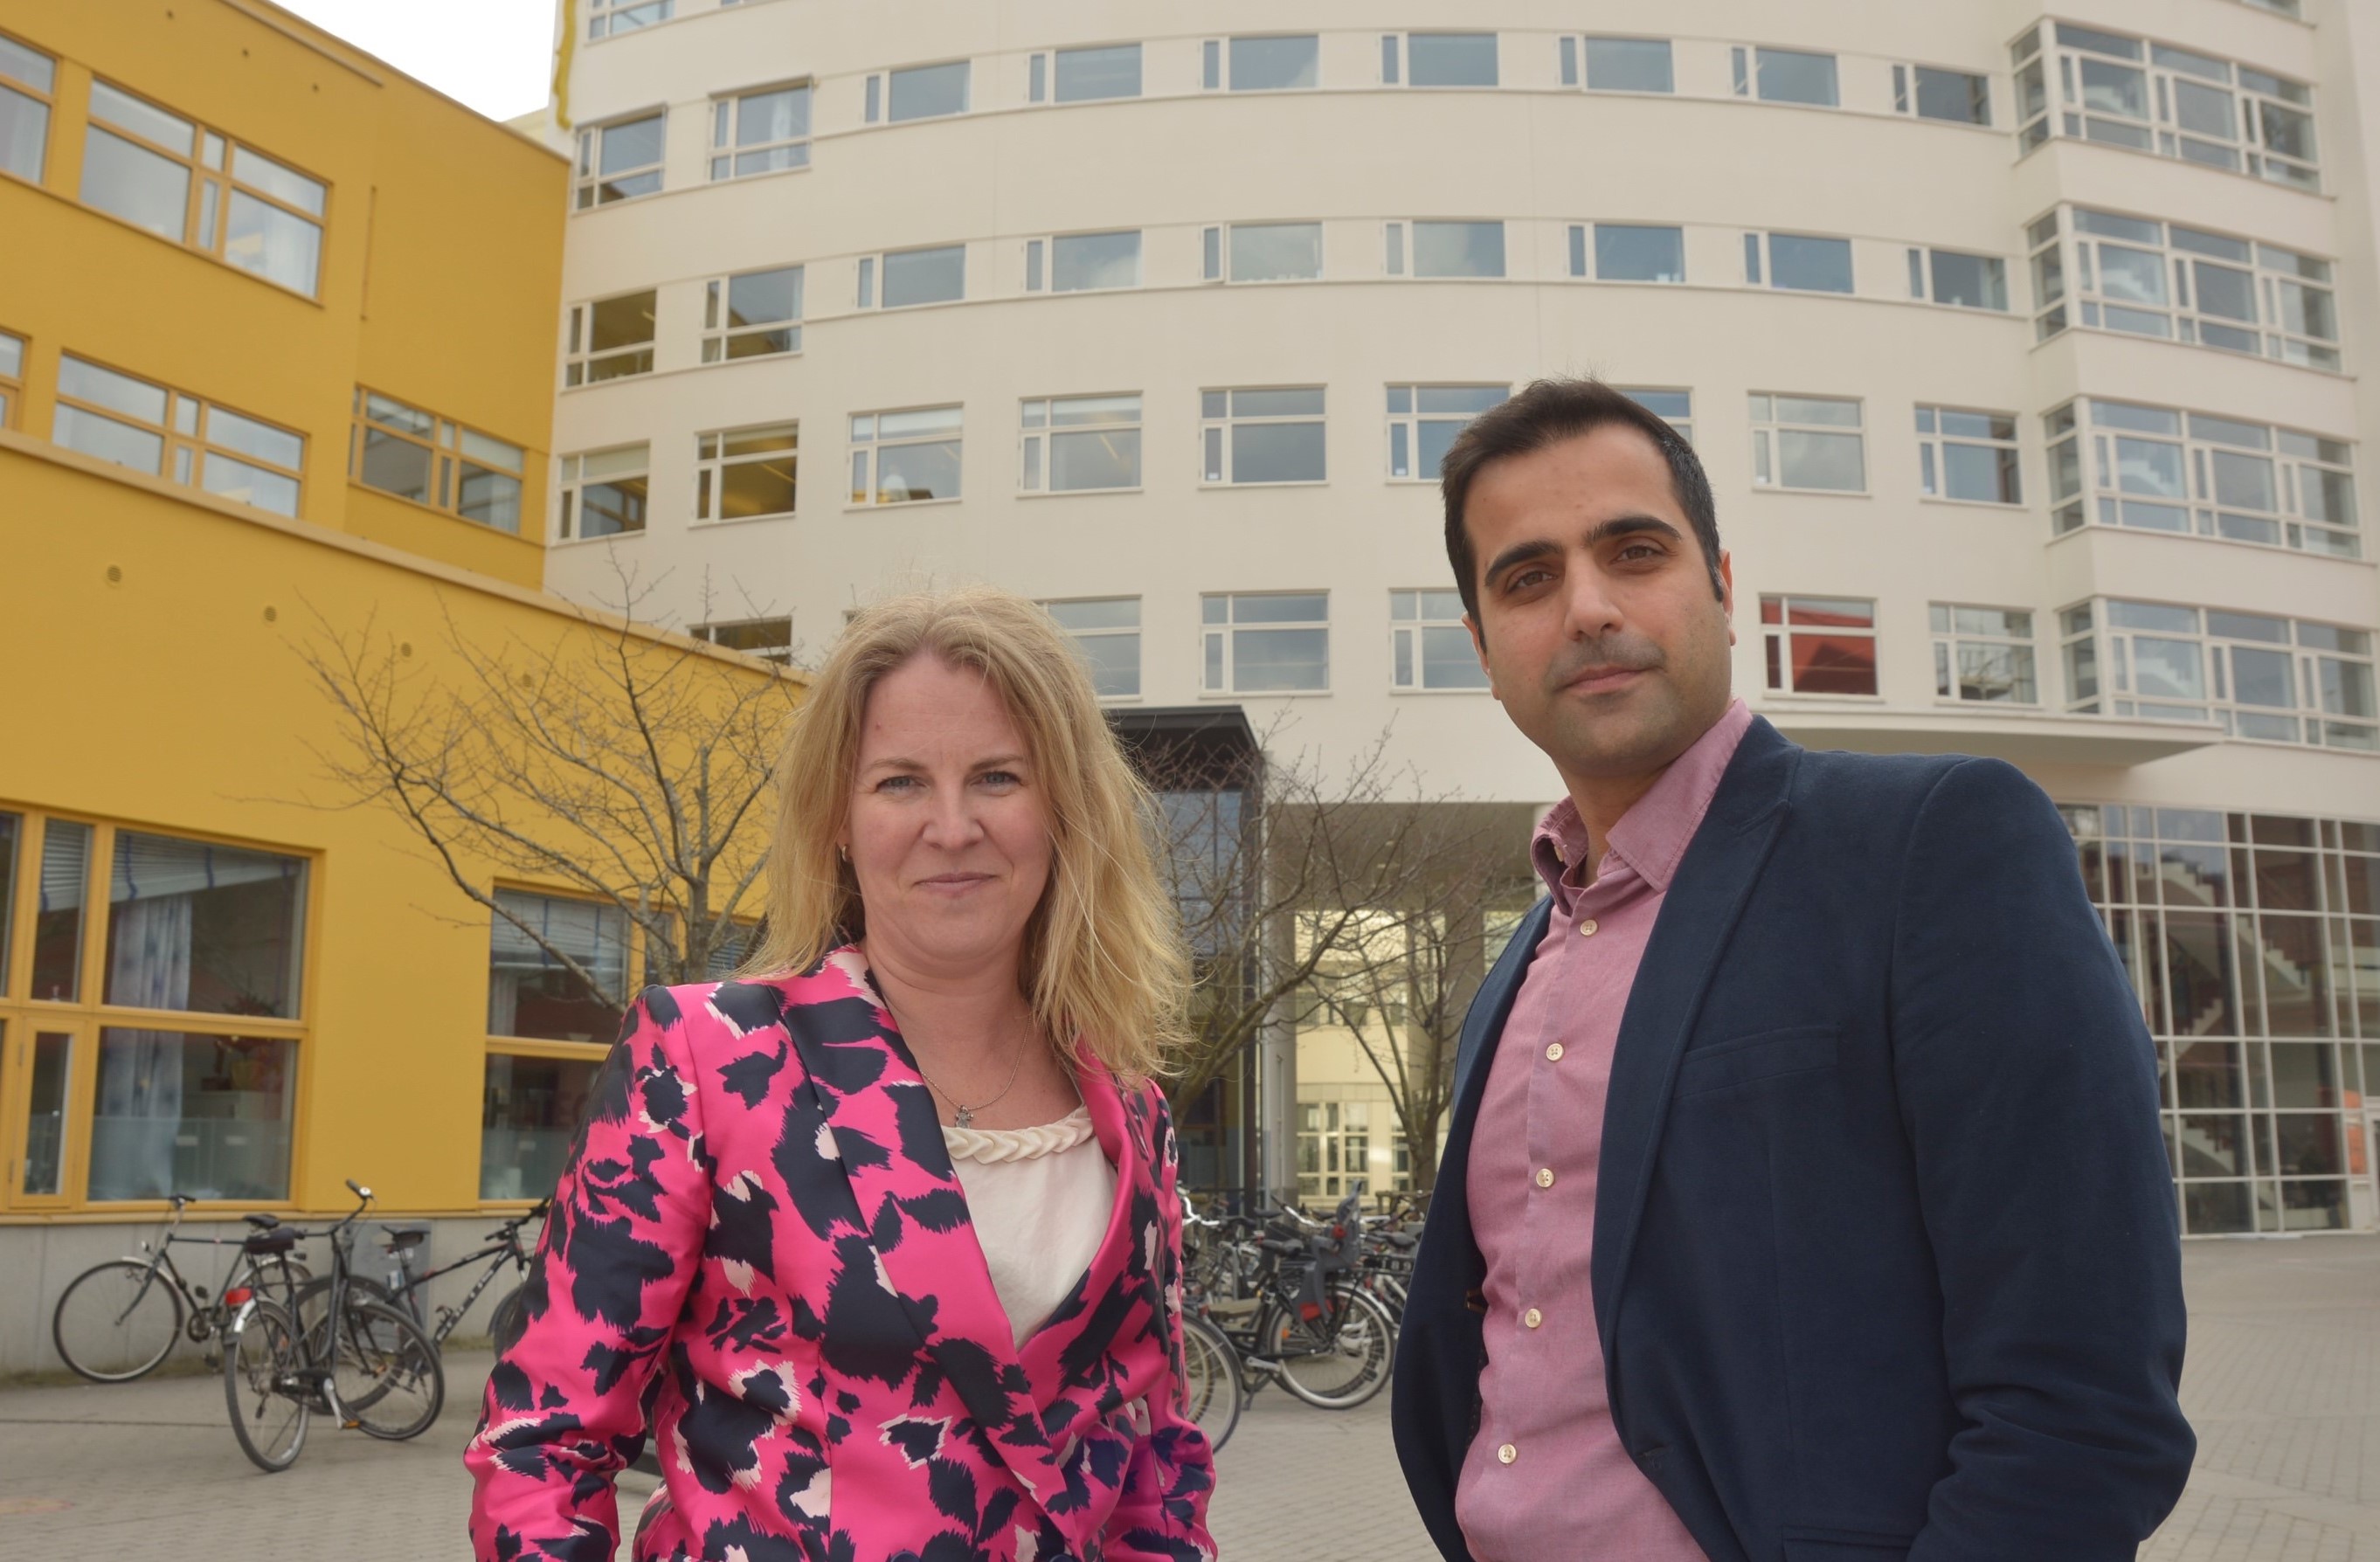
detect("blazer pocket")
(1674, 1025), (1839, 1099)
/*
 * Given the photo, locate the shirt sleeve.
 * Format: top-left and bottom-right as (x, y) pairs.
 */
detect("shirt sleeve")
(464, 985), (715, 1560)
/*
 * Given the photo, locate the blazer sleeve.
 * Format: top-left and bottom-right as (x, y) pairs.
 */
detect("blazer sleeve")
(465, 985), (716, 1560)
(1889, 760), (2195, 1560)
(1104, 1087), (1220, 1562)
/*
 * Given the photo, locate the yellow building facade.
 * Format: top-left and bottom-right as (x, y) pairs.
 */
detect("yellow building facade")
(0, 0), (785, 1366)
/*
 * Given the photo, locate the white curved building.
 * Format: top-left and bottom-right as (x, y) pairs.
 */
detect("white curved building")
(543, 0), (2380, 1234)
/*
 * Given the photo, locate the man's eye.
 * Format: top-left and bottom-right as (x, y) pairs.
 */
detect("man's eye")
(1506, 568), (1552, 591)
(1615, 543), (1663, 563)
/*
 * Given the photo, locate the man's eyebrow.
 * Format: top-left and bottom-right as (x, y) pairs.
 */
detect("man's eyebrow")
(1482, 538), (1558, 584)
(1581, 515), (1684, 547)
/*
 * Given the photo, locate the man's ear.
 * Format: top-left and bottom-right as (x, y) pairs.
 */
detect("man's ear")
(1465, 612), (1501, 700)
(1716, 551), (1736, 646)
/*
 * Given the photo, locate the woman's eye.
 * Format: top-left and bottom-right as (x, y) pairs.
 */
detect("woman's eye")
(977, 769), (1023, 789)
(876, 774), (922, 793)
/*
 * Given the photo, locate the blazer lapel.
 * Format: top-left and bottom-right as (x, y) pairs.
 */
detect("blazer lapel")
(773, 952), (1071, 1517)
(1590, 720), (1798, 1364)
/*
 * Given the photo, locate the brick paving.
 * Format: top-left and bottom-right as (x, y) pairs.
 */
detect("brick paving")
(0, 1235), (2370, 1559)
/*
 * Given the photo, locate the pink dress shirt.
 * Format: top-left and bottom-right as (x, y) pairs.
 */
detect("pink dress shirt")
(1456, 699), (1754, 1562)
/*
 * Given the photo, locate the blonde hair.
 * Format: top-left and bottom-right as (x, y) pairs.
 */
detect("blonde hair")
(745, 585), (1189, 1080)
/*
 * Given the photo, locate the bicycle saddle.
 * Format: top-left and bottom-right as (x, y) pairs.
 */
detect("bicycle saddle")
(241, 1228), (300, 1254)
(379, 1224), (429, 1249)
(243, 1213), (281, 1230)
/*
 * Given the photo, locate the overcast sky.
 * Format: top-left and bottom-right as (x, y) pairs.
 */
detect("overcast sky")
(280, 0), (552, 121)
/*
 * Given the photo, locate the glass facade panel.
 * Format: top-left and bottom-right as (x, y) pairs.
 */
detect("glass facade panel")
(480, 1052), (601, 1201)
(100, 832), (306, 1019)
(86, 1031), (293, 1201)
(488, 889), (626, 1042)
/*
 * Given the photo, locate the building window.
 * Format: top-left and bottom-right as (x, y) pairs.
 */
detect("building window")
(1203, 221), (1322, 283)
(865, 59), (969, 123)
(0, 31), (53, 183)
(350, 390), (523, 532)
(1387, 384), (1506, 480)
(1020, 393), (1140, 492)
(573, 111), (664, 208)
(0, 812), (308, 1206)
(488, 889), (625, 1041)
(1381, 32), (1498, 87)
(557, 444), (650, 539)
(2064, 600), (2375, 749)
(1391, 589), (1487, 690)
(1746, 232), (1852, 294)
(1028, 43), (1142, 103)
(1916, 406), (2021, 505)
(2058, 804), (2380, 1236)
(1389, 219), (1504, 279)
(0, 328), (21, 427)
(1894, 65), (1990, 124)
(2012, 22), (2316, 189)
(2039, 207), (2337, 370)
(860, 243), (965, 308)
(481, 1052), (601, 1202)
(80, 80), (325, 296)
(2044, 397), (2360, 557)
(1564, 36), (1672, 93)
(703, 266), (802, 361)
(1208, 35), (1318, 92)
(1931, 605), (2037, 703)
(850, 405), (962, 504)
(1750, 393), (1864, 492)
(1024, 230), (1140, 294)
(1042, 598), (1140, 698)
(710, 83), (809, 179)
(1761, 596), (1878, 696)
(1906, 247), (2008, 310)
(1620, 387), (1692, 444)
(564, 290), (655, 385)
(1203, 592), (1329, 693)
(1201, 387), (1325, 485)
(52, 354), (302, 515)
(695, 423), (798, 522)
(1731, 45), (1838, 107)
(694, 618), (793, 665)
(1297, 1101), (1370, 1203)
(1577, 223), (1684, 282)
(587, 0), (669, 39)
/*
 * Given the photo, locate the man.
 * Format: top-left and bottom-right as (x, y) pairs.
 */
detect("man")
(1390, 378), (2193, 1562)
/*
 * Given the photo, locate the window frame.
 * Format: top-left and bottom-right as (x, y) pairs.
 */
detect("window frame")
(349, 388), (524, 533)
(1562, 35), (1675, 93)
(693, 421), (799, 525)
(1040, 598), (1143, 701)
(1915, 404), (2023, 507)
(692, 618), (794, 666)
(1892, 63), (1992, 125)
(1575, 222), (1685, 283)
(848, 404), (965, 507)
(1020, 392), (1143, 494)
(1731, 45), (1841, 107)
(1022, 230), (1143, 294)
(1929, 604), (2039, 705)
(1760, 594), (1881, 698)
(1206, 35), (1321, 93)
(556, 443), (652, 542)
(1746, 231), (1855, 294)
(0, 327), (23, 430)
(1201, 221), (1325, 285)
(1388, 219), (1507, 280)
(1380, 31), (1500, 88)
(858, 243), (966, 310)
(2034, 205), (2339, 370)
(1906, 245), (2010, 311)
(563, 289), (658, 386)
(1749, 392), (1867, 494)
(1200, 386), (1327, 487)
(2011, 22), (2317, 190)
(709, 81), (811, 182)
(2063, 598), (2377, 749)
(865, 59), (972, 124)
(572, 109), (666, 210)
(1618, 387), (1692, 445)
(1026, 43), (1145, 105)
(53, 352), (304, 515)
(2044, 397), (2360, 557)
(1385, 384), (1509, 481)
(586, 0), (671, 40)
(1389, 588), (1489, 693)
(702, 265), (804, 363)
(1200, 591), (1332, 695)
(0, 29), (55, 186)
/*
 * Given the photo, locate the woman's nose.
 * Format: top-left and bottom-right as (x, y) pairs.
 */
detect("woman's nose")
(918, 790), (982, 847)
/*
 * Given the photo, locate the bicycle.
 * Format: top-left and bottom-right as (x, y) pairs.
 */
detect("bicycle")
(370, 1197), (547, 1348)
(1176, 1310), (1244, 1451)
(221, 1179), (446, 1472)
(52, 1194), (314, 1383)
(1184, 1185), (1396, 1412)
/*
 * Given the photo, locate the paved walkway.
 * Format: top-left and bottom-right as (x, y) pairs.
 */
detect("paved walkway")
(0, 1236), (2370, 1558)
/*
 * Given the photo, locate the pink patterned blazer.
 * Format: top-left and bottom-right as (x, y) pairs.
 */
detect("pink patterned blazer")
(464, 949), (1216, 1562)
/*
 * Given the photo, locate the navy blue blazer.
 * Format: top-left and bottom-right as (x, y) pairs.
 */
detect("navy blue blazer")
(1391, 718), (2193, 1562)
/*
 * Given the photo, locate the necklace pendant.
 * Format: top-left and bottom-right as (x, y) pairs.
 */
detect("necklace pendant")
(954, 1106), (973, 1130)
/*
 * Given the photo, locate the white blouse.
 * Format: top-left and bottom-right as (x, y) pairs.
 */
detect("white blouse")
(944, 1107), (1119, 1348)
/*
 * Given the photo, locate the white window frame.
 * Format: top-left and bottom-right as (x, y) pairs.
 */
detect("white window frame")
(2036, 205), (2338, 370)
(702, 265), (803, 363)
(2011, 22), (2317, 189)
(1388, 219), (1505, 280)
(573, 111), (664, 209)
(848, 404), (963, 506)
(1761, 595), (1880, 698)
(2044, 397), (2360, 557)
(1730, 45), (1840, 107)
(556, 444), (650, 542)
(1027, 43), (1144, 105)
(1744, 231), (1854, 294)
(1561, 36), (1675, 93)
(1574, 222), (1685, 283)
(1892, 63), (1992, 125)
(857, 243), (965, 310)
(2063, 598), (2376, 750)
(1750, 393), (1866, 493)
(694, 421), (799, 524)
(1201, 220), (1324, 284)
(1200, 386), (1326, 486)
(564, 290), (656, 386)
(1916, 405), (2022, 506)
(864, 59), (972, 124)
(1619, 387), (1692, 445)
(709, 82), (810, 181)
(1204, 35), (1320, 93)
(1041, 598), (1142, 700)
(1906, 245), (2010, 311)
(1023, 230), (1142, 294)
(1379, 31), (1499, 88)
(1020, 393), (1142, 494)
(587, 0), (668, 38)
(1385, 384), (1508, 481)
(1201, 591), (1332, 695)
(1390, 589), (1489, 692)
(693, 618), (793, 666)
(1930, 605), (2038, 705)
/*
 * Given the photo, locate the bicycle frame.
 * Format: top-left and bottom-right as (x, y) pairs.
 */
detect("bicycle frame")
(377, 1199), (543, 1344)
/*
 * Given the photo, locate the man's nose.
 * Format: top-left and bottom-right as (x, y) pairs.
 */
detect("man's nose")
(1563, 564), (1623, 639)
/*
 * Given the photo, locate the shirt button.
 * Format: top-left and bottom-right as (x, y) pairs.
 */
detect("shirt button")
(1534, 1167), (1554, 1189)
(1498, 1443), (1518, 1465)
(1523, 1307), (1543, 1329)
(1578, 918), (1600, 937)
(1545, 1042), (1564, 1061)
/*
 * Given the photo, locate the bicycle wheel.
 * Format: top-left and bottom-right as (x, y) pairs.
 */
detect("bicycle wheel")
(53, 1260), (183, 1383)
(487, 1284), (526, 1348)
(1177, 1314), (1244, 1453)
(1267, 1285), (1396, 1410)
(332, 1301), (445, 1441)
(224, 1302), (308, 1472)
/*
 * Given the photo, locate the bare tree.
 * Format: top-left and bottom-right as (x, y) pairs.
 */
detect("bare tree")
(288, 566), (800, 1019)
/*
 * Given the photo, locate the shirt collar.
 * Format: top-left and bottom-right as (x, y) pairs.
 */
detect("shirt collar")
(1528, 699), (1755, 899)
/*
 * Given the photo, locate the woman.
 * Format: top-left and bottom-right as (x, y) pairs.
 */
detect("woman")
(467, 587), (1216, 1562)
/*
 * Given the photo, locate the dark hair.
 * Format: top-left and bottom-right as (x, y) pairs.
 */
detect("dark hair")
(1440, 377), (1724, 624)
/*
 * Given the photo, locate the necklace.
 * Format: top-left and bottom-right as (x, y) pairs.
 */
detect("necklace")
(910, 1026), (1029, 1130)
